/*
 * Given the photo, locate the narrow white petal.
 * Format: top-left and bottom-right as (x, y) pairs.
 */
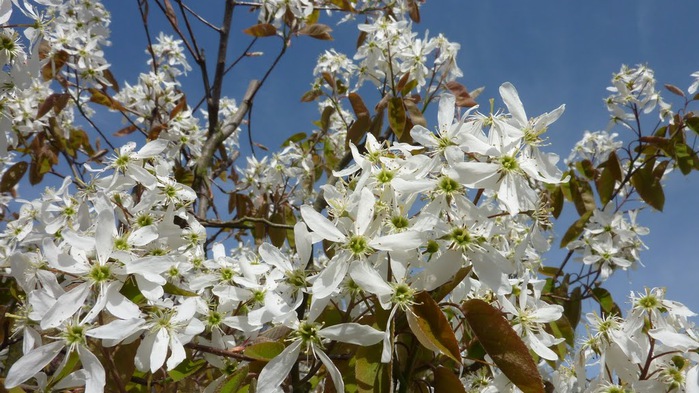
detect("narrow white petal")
(311, 258), (348, 299)
(315, 347), (344, 393)
(77, 346), (106, 393)
(135, 139), (169, 158)
(149, 328), (170, 373)
(320, 323), (384, 346)
(410, 125), (438, 148)
(41, 282), (92, 329)
(355, 188), (375, 235)
(0, 0), (12, 25)
(95, 210), (114, 265)
(294, 222), (313, 264)
(413, 250), (463, 291)
(499, 82), (527, 126)
(259, 243), (292, 272)
(87, 318), (145, 342)
(528, 334), (558, 361)
(437, 94), (456, 132)
(349, 261), (392, 297)
(5, 341), (64, 388)
(257, 340), (302, 393)
(686, 365), (699, 393)
(369, 231), (423, 251)
(166, 334), (187, 370)
(300, 205), (346, 242)
(128, 225), (159, 247)
(649, 329), (699, 351)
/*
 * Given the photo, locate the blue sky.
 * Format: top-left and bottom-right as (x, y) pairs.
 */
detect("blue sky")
(103, 1), (699, 316)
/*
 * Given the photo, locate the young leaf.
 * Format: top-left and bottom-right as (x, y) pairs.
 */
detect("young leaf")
(388, 97), (406, 140)
(299, 23), (334, 40)
(355, 343), (392, 393)
(462, 299), (544, 393)
(243, 23), (277, 37)
(0, 161), (28, 193)
(407, 291), (461, 363)
(168, 358), (206, 382)
(445, 81), (477, 107)
(559, 210), (593, 248)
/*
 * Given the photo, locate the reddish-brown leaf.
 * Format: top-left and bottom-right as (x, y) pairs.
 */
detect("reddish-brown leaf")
(407, 291), (461, 363)
(462, 299), (544, 393)
(243, 23), (277, 37)
(0, 162), (28, 192)
(37, 93), (69, 119)
(113, 124), (138, 137)
(163, 0), (178, 27)
(298, 23), (333, 40)
(445, 81), (477, 107)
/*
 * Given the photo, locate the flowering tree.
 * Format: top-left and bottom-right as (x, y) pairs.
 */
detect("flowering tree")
(1, 1), (699, 392)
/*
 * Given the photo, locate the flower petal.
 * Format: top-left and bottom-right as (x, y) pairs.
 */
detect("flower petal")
(5, 341), (64, 388)
(257, 340), (302, 393)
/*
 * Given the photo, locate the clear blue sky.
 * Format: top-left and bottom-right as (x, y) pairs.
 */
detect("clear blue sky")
(104, 1), (699, 316)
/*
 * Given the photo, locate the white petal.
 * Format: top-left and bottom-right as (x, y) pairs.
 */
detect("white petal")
(77, 346), (106, 393)
(686, 365), (699, 393)
(166, 334), (187, 370)
(294, 222), (313, 265)
(369, 231), (423, 251)
(257, 340), (302, 393)
(469, 253), (511, 295)
(499, 82), (527, 126)
(87, 318), (146, 342)
(300, 205), (346, 242)
(0, 0), (12, 25)
(311, 258), (348, 299)
(437, 94), (456, 132)
(320, 323), (384, 346)
(128, 225), (159, 247)
(105, 282), (140, 320)
(413, 250), (463, 291)
(5, 341), (64, 388)
(259, 243), (292, 272)
(315, 347), (344, 393)
(135, 139), (169, 158)
(527, 334), (558, 361)
(149, 328), (170, 373)
(95, 210), (114, 265)
(41, 282), (92, 329)
(410, 125), (438, 148)
(349, 261), (392, 298)
(648, 328), (699, 351)
(355, 188), (375, 235)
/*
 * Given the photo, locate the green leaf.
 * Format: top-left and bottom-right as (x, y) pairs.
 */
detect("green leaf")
(215, 365), (249, 393)
(595, 163), (616, 206)
(462, 299), (544, 393)
(355, 343), (391, 393)
(281, 132), (307, 147)
(162, 282), (198, 297)
(403, 98), (426, 128)
(0, 161), (28, 193)
(168, 358), (206, 382)
(569, 175), (595, 215)
(550, 185), (564, 219)
(242, 23), (277, 37)
(686, 116), (699, 135)
(46, 349), (80, 389)
(559, 210), (593, 248)
(433, 366), (467, 393)
(591, 287), (621, 316)
(119, 276), (145, 305)
(388, 97), (406, 140)
(563, 286), (582, 330)
(630, 159), (665, 211)
(407, 291), (461, 363)
(243, 341), (285, 362)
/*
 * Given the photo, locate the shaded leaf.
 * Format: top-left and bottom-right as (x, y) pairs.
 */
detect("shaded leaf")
(162, 282), (198, 297)
(299, 23), (333, 40)
(431, 266), (472, 303)
(282, 132), (307, 147)
(88, 88), (124, 111)
(301, 89), (323, 102)
(355, 343), (391, 393)
(41, 49), (69, 81)
(630, 159), (665, 211)
(563, 287), (582, 330)
(569, 175), (595, 215)
(445, 81), (477, 107)
(347, 115), (370, 147)
(244, 341), (285, 362)
(243, 23), (277, 37)
(591, 287), (621, 316)
(595, 164), (616, 206)
(388, 97), (406, 140)
(163, 0), (178, 27)
(348, 92), (370, 118)
(462, 299), (544, 393)
(407, 0), (421, 23)
(37, 93), (70, 119)
(0, 162), (28, 193)
(102, 69), (120, 92)
(403, 98), (426, 127)
(433, 366), (466, 393)
(268, 212), (287, 248)
(168, 358), (205, 382)
(407, 291), (461, 363)
(215, 365), (249, 393)
(559, 210), (593, 248)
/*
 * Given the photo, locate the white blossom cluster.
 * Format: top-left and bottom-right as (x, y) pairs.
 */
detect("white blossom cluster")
(0, 1), (698, 392)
